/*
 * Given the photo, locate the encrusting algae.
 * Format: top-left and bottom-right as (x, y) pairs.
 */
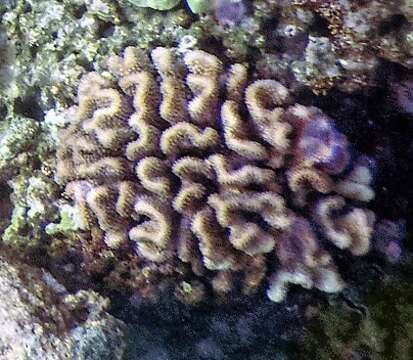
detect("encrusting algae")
(55, 46), (377, 303)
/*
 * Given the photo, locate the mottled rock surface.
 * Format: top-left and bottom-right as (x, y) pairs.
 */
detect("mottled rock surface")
(0, 251), (126, 360)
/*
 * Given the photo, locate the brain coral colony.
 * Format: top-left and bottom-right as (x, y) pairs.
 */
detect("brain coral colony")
(55, 46), (377, 304)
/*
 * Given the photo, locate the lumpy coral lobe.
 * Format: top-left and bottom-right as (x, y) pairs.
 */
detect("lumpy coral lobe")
(56, 46), (376, 303)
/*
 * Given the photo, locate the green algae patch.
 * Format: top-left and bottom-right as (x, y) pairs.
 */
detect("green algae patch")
(127, 0), (212, 13)
(186, 0), (211, 13)
(127, 0), (180, 10)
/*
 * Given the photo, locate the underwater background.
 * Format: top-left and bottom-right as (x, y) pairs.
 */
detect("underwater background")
(0, 1), (413, 359)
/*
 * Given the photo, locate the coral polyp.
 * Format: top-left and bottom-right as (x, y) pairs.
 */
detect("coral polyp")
(56, 46), (376, 303)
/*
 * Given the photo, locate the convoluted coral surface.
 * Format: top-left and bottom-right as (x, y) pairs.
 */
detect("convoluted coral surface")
(56, 46), (376, 303)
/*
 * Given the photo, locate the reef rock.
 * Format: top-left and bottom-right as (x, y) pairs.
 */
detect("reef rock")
(0, 251), (126, 360)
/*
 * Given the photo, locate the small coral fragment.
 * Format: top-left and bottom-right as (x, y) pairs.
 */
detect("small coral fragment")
(174, 280), (207, 305)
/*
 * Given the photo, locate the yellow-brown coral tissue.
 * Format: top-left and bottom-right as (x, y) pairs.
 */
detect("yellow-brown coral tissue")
(56, 46), (376, 303)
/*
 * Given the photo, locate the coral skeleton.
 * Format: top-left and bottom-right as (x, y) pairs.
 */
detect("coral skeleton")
(56, 46), (376, 302)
